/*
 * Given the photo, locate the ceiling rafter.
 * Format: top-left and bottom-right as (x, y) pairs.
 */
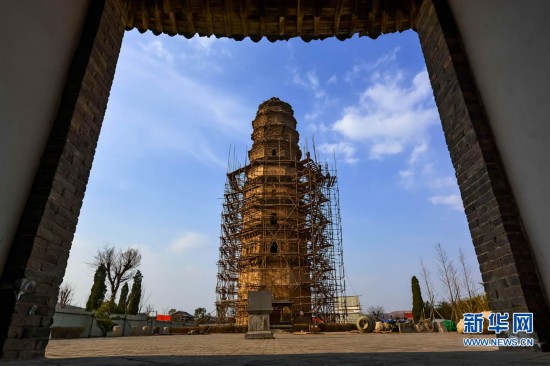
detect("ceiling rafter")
(126, 0), (421, 42)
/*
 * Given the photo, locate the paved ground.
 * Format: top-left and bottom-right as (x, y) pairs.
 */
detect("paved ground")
(4, 332), (550, 365)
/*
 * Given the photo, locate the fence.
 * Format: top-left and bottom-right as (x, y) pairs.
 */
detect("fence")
(51, 308), (190, 338)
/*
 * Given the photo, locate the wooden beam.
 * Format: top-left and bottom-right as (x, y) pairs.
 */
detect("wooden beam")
(126, 0), (135, 28)
(396, 8), (403, 30)
(205, 0), (214, 35)
(367, 5), (375, 36)
(260, 1), (266, 37)
(334, 0), (342, 35)
(169, 12), (177, 35)
(349, 0), (358, 34)
(313, 1), (320, 36)
(154, 2), (163, 33)
(313, 16), (319, 37)
(297, 0), (302, 36)
(224, 0), (232, 35)
(278, 0), (285, 36)
(186, 0), (196, 35)
(141, 0), (149, 31)
(239, 0), (248, 37)
(164, 0), (177, 35)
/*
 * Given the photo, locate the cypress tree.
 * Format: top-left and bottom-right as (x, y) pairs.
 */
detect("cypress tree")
(412, 275), (425, 323)
(86, 264), (107, 311)
(127, 270), (143, 315)
(116, 282), (129, 314)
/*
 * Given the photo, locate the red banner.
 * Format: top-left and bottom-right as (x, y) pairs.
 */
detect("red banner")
(156, 314), (171, 321)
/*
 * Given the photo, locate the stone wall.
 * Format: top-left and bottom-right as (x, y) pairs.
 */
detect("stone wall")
(0, 0), (127, 359)
(416, 0), (549, 350)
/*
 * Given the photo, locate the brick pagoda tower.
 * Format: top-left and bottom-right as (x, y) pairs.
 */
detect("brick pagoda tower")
(216, 98), (346, 326)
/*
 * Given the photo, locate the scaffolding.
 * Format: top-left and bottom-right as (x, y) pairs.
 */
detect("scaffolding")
(215, 98), (347, 325)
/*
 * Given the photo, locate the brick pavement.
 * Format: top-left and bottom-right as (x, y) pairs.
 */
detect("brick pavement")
(2, 332), (550, 365)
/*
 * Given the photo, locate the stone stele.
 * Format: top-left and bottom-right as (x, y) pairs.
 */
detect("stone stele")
(245, 291), (274, 339)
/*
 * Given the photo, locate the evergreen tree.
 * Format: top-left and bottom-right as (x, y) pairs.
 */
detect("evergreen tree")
(127, 270), (143, 315)
(86, 264), (107, 311)
(116, 282), (129, 314)
(411, 275), (425, 323)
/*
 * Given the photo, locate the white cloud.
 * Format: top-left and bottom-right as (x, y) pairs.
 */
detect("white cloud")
(192, 36), (216, 53)
(333, 70), (438, 160)
(429, 176), (457, 189)
(327, 74), (337, 84)
(429, 194), (464, 211)
(106, 38), (254, 168)
(345, 47), (400, 82)
(370, 141), (404, 158)
(409, 142), (429, 165)
(139, 40), (174, 63)
(171, 35), (233, 73)
(318, 142), (358, 164)
(397, 141), (429, 188)
(399, 169), (413, 178)
(168, 232), (210, 253)
(291, 68), (326, 99)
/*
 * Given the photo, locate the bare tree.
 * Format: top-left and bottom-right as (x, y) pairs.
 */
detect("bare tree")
(89, 245), (142, 303)
(458, 248), (478, 312)
(58, 282), (74, 308)
(458, 249), (476, 299)
(138, 283), (151, 314)
(435, 243), (461, 321)
(420, 257), (436, 320)
(143, 303), (155, 316)
(366, 305), (385, 321)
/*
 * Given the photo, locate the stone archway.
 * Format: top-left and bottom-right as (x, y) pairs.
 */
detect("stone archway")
(0, 0), (548, 359)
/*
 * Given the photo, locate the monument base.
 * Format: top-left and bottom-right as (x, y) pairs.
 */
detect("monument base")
(245, 330), (274, 339)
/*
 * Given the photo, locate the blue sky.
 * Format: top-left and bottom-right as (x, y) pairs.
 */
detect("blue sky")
(64, 29), (482, 315)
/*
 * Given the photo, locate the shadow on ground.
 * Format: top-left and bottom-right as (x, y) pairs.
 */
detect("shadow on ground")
(6, 352), (550, 366)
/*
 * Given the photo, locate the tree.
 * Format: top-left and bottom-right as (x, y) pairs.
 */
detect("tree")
(94, 301), (116, 337)
(143, 303), (154, 316)
(194, 307), (207, 319)
(89, 245), (142, 303)
(86, 263), (107, 311)
(435, 301), (453, 320)
(127, 270), (143, 315)
(411, 276), (424, 323)
(419, 257), (437, 320)
(168, 308), (177, 315)
(116, 282), (129, 314)
(435, 243), (461, 321)
(458, 248), (476, 312)
(58, 282), (74, 308)
(194, 307), (209, 324)
(366, 305), (385, 321)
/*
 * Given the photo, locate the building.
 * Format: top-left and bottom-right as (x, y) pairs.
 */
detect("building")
(170, 311), (194, 324)
(215, 98), (346, 326)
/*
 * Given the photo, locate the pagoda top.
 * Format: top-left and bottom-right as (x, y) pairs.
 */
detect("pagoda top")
(256, 97), (294, 117)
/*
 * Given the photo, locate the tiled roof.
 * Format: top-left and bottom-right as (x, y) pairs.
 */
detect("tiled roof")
(125, 0), (421, 41)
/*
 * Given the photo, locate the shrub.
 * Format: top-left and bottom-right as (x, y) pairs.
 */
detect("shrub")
(443, 320), (457, 332)
(50, 327), (84, 339)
